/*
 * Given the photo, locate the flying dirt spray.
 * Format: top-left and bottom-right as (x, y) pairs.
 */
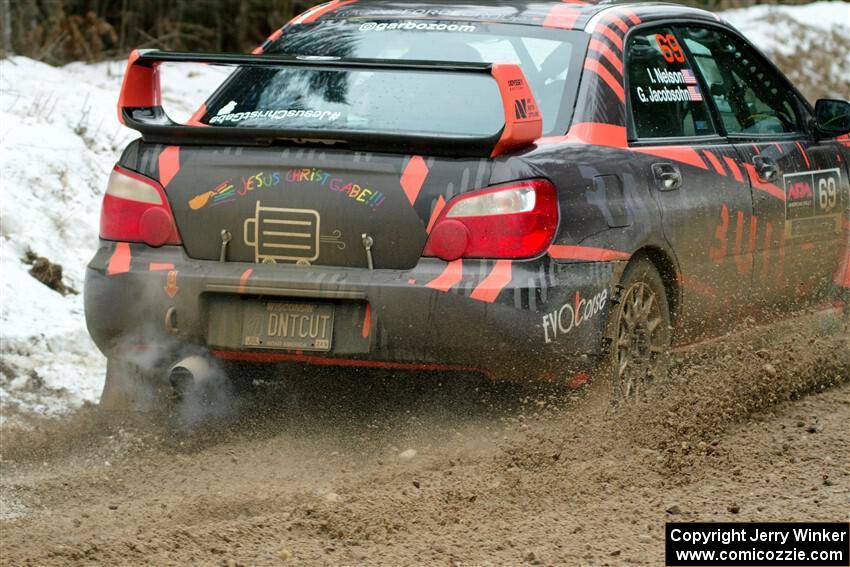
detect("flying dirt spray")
(87, 266), (239, 427)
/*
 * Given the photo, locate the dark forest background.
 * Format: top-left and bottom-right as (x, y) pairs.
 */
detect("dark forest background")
(0, 0), (823, 64)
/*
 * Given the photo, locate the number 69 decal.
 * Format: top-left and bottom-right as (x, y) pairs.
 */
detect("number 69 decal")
(817, 175), (838, 212)
(655, 33), (685, 64)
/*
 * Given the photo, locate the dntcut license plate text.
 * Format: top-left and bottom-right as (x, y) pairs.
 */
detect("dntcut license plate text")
(242, 301), (334, 351)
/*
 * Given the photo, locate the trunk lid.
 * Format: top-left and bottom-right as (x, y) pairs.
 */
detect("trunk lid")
(156, 145), (493, 270)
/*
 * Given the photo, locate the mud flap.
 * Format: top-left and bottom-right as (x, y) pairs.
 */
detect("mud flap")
(99, 358), (170, 412)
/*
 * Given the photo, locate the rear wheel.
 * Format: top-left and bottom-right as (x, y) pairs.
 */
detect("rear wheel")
(601, 257), (672, 403)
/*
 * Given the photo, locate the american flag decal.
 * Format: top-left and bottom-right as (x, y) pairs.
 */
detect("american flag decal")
(682, 68), (697, 85)
(688, 85), (703, 102)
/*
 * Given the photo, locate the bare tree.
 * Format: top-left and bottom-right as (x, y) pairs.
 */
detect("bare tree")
(1, 0), (12, 58)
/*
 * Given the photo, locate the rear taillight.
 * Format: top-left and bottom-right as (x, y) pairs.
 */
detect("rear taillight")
(422, 179), (558, 261)
(100, 166), (181, 247)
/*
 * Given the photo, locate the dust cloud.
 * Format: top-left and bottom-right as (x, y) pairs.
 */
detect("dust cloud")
(0, 309), (847, 566)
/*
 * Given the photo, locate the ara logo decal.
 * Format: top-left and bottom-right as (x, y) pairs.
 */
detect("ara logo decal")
(243, 202), (345, 265)
(542, 289), (608, 344)
(783, 168), (845, 237)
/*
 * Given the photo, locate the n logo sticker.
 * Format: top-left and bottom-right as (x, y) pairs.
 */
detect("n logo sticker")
(515, 98), (529, 120)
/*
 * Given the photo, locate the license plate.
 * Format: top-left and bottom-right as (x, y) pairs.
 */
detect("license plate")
(241, 301), (334, 351)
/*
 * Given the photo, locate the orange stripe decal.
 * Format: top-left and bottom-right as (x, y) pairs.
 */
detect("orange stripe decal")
(268, 28), (284, 42)
(212, 350), (493, 378)
(294, 0), (357, 24)
(566, 122), (628, 148)
(597, 24), (623, 51)
(239, 268), (254, 293)
(588, 39), (623, 74)
(733, 210), (749, 275)
(619, 8), (642, 25)
(400, 155), (429, 206)
(584, 59), (624, 103)
(107, 242), (132, 276)
(724, 156), (744, 183)
(761, 222), (773, 280)
(677, 272), (719, 299)
(703, 150), (725, 176)
(748, 215), (759, 261)
(553, 125), (730, 175)
(634, 146), (709, 170)
(607, 15), (629, 33)
(743, 163), (786, 201)
(549, 245), (630, 262)
(426, 196), (446, 234)
(567, 372), (592, 390)
(425, 260), (464, 292)
(835, 252), (850, 288)
(470, 260), (513, 303)
(149, 262), (175, 272)
(362, 304), (372, 339)
(251, 28), (284, 54)
(186, 103), (208, 127)
(543, 4), (580, 29)
(158, 146), (180, 188)
(795, 141), (811, 168)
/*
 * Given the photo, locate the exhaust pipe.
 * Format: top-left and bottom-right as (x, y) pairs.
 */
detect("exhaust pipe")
(168, 355), (214, 396)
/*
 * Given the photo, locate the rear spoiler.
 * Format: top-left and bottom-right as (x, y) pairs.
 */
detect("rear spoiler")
(117, 49), (542, 158)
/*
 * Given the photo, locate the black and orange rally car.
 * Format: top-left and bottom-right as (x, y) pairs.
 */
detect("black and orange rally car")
(85, 0), (850, 408)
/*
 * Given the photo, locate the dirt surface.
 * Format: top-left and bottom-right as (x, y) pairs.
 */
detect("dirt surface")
(1, 310), (848, 567)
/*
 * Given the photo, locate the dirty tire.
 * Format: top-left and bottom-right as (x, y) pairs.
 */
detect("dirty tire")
(598, 256), (672, 404)
(99, 358), (166, 412)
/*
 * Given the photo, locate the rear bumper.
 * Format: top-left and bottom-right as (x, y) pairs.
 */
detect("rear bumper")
(85, 241), (621, 382)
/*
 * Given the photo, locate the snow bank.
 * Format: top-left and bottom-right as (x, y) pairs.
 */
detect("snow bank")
(0, 57), (228, 421)
(722, 1), (850, 55)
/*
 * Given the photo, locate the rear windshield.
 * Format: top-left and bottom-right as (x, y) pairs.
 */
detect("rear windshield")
(199, 21), (587, 137)
(204, 66), (505, 138)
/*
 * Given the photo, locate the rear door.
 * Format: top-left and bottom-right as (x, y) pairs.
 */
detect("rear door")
(679, 25), (850, 308)
(625, 25), (754, 335)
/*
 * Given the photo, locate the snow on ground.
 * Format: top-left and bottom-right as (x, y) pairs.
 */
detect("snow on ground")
(722, 1), (849, 56)
(0, 57), (229, 421)
(0, 3), (846, 421)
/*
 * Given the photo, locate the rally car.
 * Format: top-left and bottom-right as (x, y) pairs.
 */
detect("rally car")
(85, 0), (850, 409)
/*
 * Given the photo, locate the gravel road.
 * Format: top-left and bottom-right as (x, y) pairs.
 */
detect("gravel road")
(1, 310), (848, 566)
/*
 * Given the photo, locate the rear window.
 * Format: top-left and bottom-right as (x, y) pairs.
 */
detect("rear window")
(199, 21), (587, 137)
(203, 66), (505, 138)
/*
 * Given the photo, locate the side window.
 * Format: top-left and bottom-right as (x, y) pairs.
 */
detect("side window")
(627, 27), (716, 140)
(679, 26), (802, 135)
